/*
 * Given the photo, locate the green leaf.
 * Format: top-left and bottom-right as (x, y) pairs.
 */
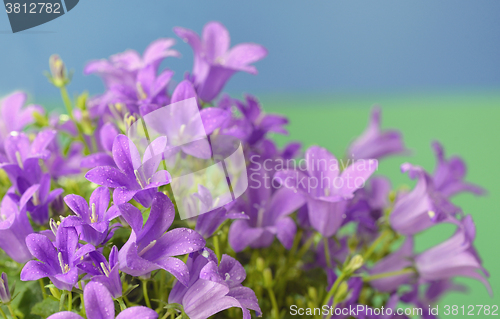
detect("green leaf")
(31, 298), (59, 318)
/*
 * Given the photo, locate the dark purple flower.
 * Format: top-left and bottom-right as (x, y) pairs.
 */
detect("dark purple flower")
(0, 273), (11, 303)
(47, 281), (158, 319)
(275, 146), (378, 237)
(85, 134), (170, 207)
(62, 187), (120, 246)
(78, 246), (122, 298)
(117, 192), (205, 285)
(369, 237), (415, 292)
(229, 169), (305, 252)
(195, 201), (249, 239)
(0, 190), (33, 263)
(174, 22), (267, 102)
(432, 141), (486, 197)
(0, 92), (43, 154)
(21, 226), (95, 291)
(390, 163), (460, 235)
(169, 249), (261, 319)
(415, 215), (491, 294)
(347, 107), (407, 161)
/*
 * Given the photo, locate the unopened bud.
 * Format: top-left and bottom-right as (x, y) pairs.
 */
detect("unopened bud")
(49, 286), (61, 299)
(307, 287), (317, 301)
(263, 268), (273, 288)
(256, 257), (265, 272)
(334, 281), (349, 304)
(345, 254), (364, 273)
(0, 273), (11, 303)
(76, 92), (88, 111)
(49, 54), (67, 87)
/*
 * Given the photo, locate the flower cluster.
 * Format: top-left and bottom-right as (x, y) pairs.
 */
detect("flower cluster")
(0, 21), (489, 319)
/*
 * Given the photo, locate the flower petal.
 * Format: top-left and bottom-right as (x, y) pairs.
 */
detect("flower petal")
(84, 282), (115, 319)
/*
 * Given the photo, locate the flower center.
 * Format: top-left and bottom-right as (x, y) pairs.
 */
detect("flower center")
(90, 203), (98, 223)
(58, 252), (70, 274)
(134, 170), (147, 188)
(100, 262), (110, 277)
(138, 240), (157, 257)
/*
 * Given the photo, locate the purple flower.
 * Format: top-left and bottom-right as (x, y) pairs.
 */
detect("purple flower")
(85, 39), (179, 117)
(347, 107), (407, 161)
(62, 187), (120, 246)
(169, 249), (261, 319)
(275, 146), (378, 237)
(432, 141), (486, 197)
(0, 191), (33, 263)
(390, 163), (460, 235)
(85, 134), (170, 207)
(228, 169), (305, 252)
(369, 237), (415, 292)
(21, 226), (95, 291)
(117, 192), (205, 285)
(195, 202), (249, 239)
(174, 21), (267, 102)
(415, 215), (491, 294)
(0, 92), (43, 155)
(47, 281), (158, 319)
(0, 273), (11, 303)
(78, 247), (122, 298)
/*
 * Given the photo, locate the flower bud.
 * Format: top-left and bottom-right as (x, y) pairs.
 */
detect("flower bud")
(263, 268), (273, 288)
(307, 286), (317, 301)
(256, 257), (265, 272)
(345, 254), (364, 274)
(0, 273), (11, 303)
(49, 54), (67, 88)
(334, 281), (349, 304)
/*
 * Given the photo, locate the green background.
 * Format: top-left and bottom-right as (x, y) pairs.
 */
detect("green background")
(263, 89), (500, 314)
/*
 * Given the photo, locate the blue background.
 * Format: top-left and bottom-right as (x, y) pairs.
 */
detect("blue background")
(0, 0), (499, 99)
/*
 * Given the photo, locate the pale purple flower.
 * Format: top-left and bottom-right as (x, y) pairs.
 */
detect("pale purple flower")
(390, 163), (460, 235)
(347, 107), (407, 161)
(174, 21), (267, 102)
(169, 249), (261, 319)
(275, 146), (378, 237)
(432, 141), (486, 197)
(81, 122), (120, 169)
(229, 169), (305, 252)
(415, 215), (491, 294)
(0, 273), (11, 303)
(117, 192), (205, 285)
(369, 237), (415, 292)
(0, 92), (43, 155)
(85, 134), (170, 207)
(47, 281), (158, 319)
(0, 193), (33, 263)
(195, 202), (249, 239)
(21, 226), (95, 291)
(62, 187), (120, 246)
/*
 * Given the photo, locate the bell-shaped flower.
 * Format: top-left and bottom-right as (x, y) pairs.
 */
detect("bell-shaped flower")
(275, 146), (378, 237)
(62, 187), (120, 246)
(369, 237), (415, 292)
(85, 134), (170, 207)
(47, 281), (158, 319)
(432, 141), (485, 197)
(347, 107), (407, 161)
(0, 193), (33, 263)
(81, 122), (120, 169)
(228, 169), (305, 252)
(195, 200), (249, 239)
(0, 273), (11, 304)
(117, 192), (205, 286)
(21, 226), (95, 291)
(415, 215), (491, 294)
(0, 92), (43, 155)
(174, 21), (267, 102)
(390, 163), (460, 235)
(169, 249), (261, 319)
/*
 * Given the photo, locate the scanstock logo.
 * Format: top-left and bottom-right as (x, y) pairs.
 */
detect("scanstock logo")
(4, 0), (79, 32)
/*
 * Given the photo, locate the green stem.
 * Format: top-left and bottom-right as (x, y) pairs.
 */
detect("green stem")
(79, 281), (86, 317)
(213, 235), (221, 264)
(60, 86), (91, 154)
(67, 292), (72, 312)
(117, 297), (127, 311)
(142, 280), (152, 308)
(363, 229), (390, 261)
(322, 273), (345, 319)
(323, 237), (332, 268)
(0, 307), (7, 319)
(59, 291), (67, 312)
(6, 304), (17, 319)
(267, 287), (279, 319)
(363, 268), (415, 282)
(39, 278), (47, 299)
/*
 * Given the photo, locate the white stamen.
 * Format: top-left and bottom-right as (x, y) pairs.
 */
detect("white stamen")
(428, 210), (436, 219)
(138, 240), (157, 257)
(100, 262), (110, 277)
(136, 82), (148, 100)
(15, 151), (23, 169)
(90, 203), (97, 223)
(50, 219), (58, 236)
(134, 170), (145, 188)
(179, 124), (186, 135)
(58, 252), (70, 274)
(202, 250), (210, 258)
(225, 273), (230, 280)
